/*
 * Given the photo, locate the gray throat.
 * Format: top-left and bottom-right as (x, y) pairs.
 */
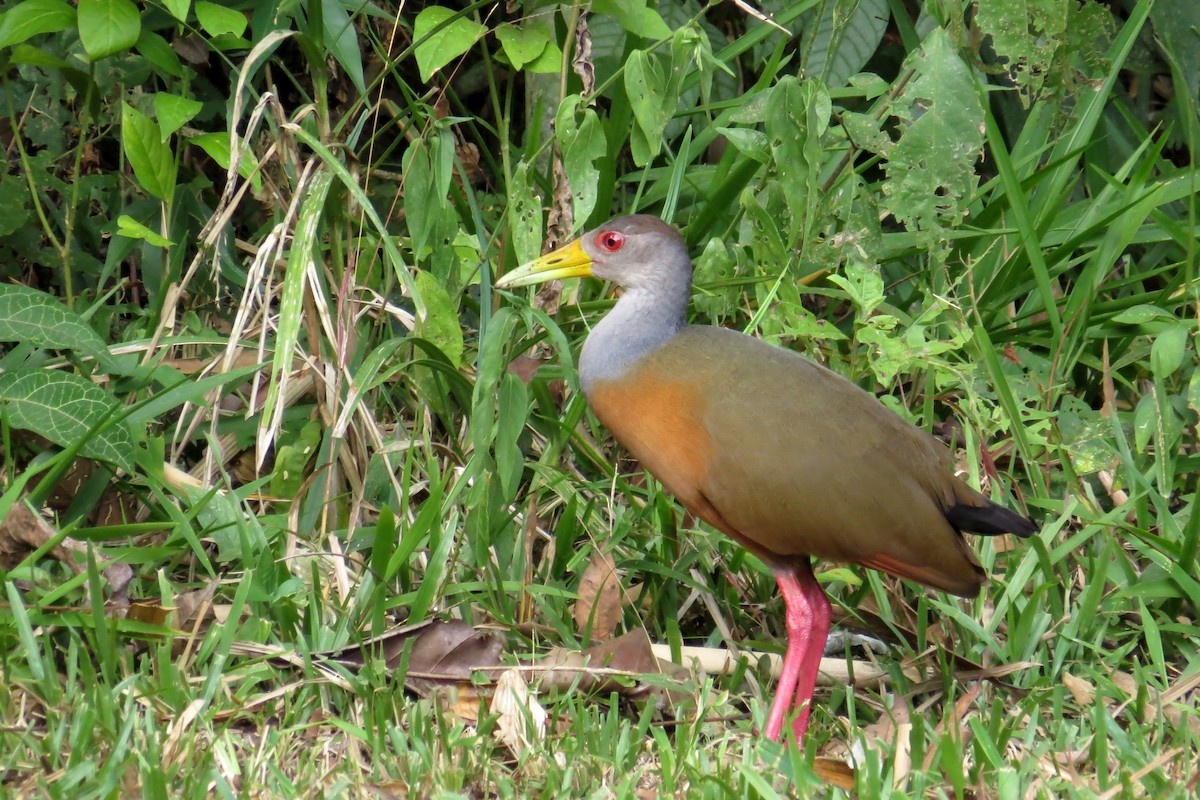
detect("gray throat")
(579, 281), (689, 394)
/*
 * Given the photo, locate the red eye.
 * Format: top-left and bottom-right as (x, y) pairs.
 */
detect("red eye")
(595, 231), (625, 252)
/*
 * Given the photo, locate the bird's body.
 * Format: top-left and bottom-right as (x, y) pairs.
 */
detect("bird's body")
(588, 326), (992, 595)
(496, 214), (1036, 745)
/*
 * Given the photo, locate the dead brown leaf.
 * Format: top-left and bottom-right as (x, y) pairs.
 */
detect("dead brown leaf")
(491, 668), (547, 755)
(1063, 672), (1096, 706)
(574, 550), (622, 642)
(507, 353), (548, 385)
(538, 628), (688, 702)
(571, 15), (595, 95)
(812, 757), (856, 791)
(547, 149), (573, 254)
(0, 502), (133, 603)
(252, 619), (504, 725)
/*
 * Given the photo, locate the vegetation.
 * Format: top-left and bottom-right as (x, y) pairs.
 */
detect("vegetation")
(0, 0), (1196, 796)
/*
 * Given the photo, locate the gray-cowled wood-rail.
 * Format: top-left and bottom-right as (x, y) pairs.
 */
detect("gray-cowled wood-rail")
(496, 215), (1037, 744)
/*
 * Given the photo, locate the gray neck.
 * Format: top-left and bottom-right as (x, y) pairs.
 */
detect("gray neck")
(579, 280), (689, 393)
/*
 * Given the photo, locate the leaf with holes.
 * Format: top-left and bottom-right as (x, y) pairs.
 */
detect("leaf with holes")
(555, 96), (607, 229)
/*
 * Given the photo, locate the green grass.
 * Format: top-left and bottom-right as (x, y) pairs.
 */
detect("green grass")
(1, 0), (1198, 797)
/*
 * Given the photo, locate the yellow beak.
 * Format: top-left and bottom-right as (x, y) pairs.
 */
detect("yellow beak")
(494, 239), (593, 288)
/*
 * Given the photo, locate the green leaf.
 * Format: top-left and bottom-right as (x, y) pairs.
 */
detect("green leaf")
(0, 0), (75, 50)
(0, 284), (112, 366)
(121, 103), (176, 201)
(555, 95), (607, 230)
(624, 50), (670, 166)
(412, 269), (464, 368)
(154, 92), (203, 140)
(194, 0), (246, 37)
(135, 30), (184, 78)
(268, 419), (323, 500)
(1111, 304), (1177, 325)
(880, 28), (984, 243)
(1132, 393), (1155, 453)
(0, 371), (133, 471)
(403, 136), (450, 259)
(116, 215), (174, 247)
(508, 160), (542, 265)
(76, 0), (140, 61)
(801, 0), (890, 88)
(495, 21), (551, 70)
(715, 127), (768, 162)
(592, 0), (672, 40)
(162, 0), (189, 23)
(188, 131), (261, 186)
(8, 42), (74, 70)
(974, 0), (1069, 104)
(321, 0), (365, 94)
(765, 77), (830, 241)
(1150, 326), (1188, 378)
(522, 38), (563, 73)
(412, 6), (485, 83)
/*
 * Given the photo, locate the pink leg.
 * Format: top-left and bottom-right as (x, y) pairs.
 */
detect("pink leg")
(763, 560), (832, 744)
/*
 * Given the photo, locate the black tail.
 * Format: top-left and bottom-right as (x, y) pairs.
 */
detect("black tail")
(945, 502), (1037, 538)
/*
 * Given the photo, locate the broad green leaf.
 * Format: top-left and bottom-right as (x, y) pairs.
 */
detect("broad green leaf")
(0, 284), (111, 366)
(76, 0), (140, 61)
(555, 95), (607, 230)
(495, 21), (551, 70)
(1150, 326), (1188, 378)
(765, 77), (830, 243)
(8, 42), (74, 70)
(508, 160), (542, 265)
(974, 0), (1069, 104)
(1112, 304), (1178, 325)
(523, 38), (563, 73)
(135, 30), (183, 78)
(624, 50), (670, 166)
(268, 419), (323, 500)
(116, 215), (174, 247)
(0, 175), (31, 237)
(194, 1), (246, 37)
(0, 371), (134, 471)
(801, 0), (890, 88)
(121, 103), (176, 201)
(154, 92), (203, 140)
(163, 0), (189, 22)
(1153, 0), (1200, 102)
(412, 6), (485, 83)
(0, 0), (74, 49)
(412, 269), (464, 368)
(321, 0), (365, 94)
(715, 127), (768, 162)
(592, 0), (672, 40)
(188, 131), (261, 186)
(880, 28), (983, 243)
(828, 262), (885, 317)
(1132, 393), (1155, 453)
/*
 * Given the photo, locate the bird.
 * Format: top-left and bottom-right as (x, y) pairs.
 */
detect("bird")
(495, 215), (1037, 745)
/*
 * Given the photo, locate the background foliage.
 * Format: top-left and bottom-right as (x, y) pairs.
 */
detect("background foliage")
(0, 0), (1197, 796)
